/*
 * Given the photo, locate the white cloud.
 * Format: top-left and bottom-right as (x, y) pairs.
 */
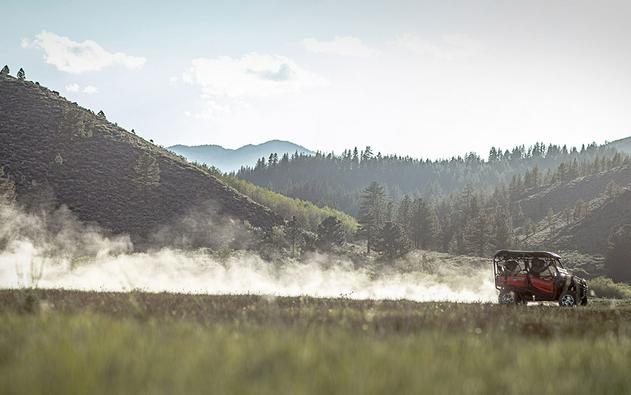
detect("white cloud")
(65, 83), (80, 92)
(303, 36), (379, 57)
(180, 53), (327, 119)
(82, 85), (98, 94)
(390, 33), (484, 60)
(64, 83), (98, 94)
(21, 31), (146, 73)
(181, 53), (327, 99)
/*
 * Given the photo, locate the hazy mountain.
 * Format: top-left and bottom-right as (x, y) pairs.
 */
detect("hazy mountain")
(0, 74), (281, 246)
(169, 140), (314, 172)
(607, 136), (631, 155)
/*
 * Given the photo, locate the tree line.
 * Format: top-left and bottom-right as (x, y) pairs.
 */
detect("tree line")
(237, 141), (622, 217)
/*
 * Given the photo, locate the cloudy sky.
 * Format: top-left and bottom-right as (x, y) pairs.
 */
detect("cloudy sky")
(2, 0), (631, 158)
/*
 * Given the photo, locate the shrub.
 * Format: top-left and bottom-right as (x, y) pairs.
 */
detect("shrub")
(589, 276), (631, 299)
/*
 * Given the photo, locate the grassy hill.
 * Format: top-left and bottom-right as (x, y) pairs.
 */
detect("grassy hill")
(163, 159), (359, 233)
(0, 74), (282, 245)
(216, 172), (358, 232)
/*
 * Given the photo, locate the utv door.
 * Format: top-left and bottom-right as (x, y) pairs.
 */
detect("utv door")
(506, 275), (528, 288)
(529, 275), (554, 294)
(529, 265), (557, 295)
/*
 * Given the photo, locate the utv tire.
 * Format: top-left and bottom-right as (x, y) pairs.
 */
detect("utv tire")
(559, 292), (577, 307)
(581, 296), (588, 306)
(499, 291), (517, 305)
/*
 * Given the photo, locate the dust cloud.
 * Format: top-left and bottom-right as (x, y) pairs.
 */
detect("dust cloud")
(0, 202), (497, 302)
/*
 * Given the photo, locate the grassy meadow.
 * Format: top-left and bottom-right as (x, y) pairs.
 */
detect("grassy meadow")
(1, 289), (631, 394)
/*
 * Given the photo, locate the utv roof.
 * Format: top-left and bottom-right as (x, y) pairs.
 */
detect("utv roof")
(493, 250), (561, 259)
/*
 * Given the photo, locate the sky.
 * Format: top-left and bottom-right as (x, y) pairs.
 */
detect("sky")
(2, 0), (631, 159)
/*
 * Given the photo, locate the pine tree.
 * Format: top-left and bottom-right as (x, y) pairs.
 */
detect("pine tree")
(316, 216), (346, 250)
(606, 225), (631, 282)
(573, 200), (587, 221)
(372, 221), (411, 260)
(408, 198), (436, 249)
(357, 182), (387, 253)
(453, 185), (478, 253)
(361, 146), (373, 162)
(563, 208), (573, 225)
(464, 214), (490, 256)
(524, 217), (537, 238)
(511, 202), (525, 226)
(396, 194), (412, 233)
(437, 203), (454, 252)
(385, 201), (393, 222)
(491, 207), (513, 249)
(16, 68), (25, 80)
(0, 65), (9, 75)
(285, 216), (303, 256)
(488, 146), (498, 162)
(546, 208), (555, 232)
(280, 153), (289, 166)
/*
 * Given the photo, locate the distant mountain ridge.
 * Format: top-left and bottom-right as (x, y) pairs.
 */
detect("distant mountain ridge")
(607, 136), (631, 155)
(169, 140), (314, 172)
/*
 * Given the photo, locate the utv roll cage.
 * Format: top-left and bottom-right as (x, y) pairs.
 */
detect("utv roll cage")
(493, 250), (564, 285)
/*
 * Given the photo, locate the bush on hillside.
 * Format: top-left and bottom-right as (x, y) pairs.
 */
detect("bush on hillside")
(589, 276), (631, 299)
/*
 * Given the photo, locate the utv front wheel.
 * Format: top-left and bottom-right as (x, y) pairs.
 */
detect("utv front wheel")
(499, 291), (516, 305)
(559, 292), (577, 307)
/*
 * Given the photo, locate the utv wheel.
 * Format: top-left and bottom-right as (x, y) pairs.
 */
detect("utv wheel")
(499, 291), (516, 305)
(559, 292), (577, 307)
(581, 296), (588, 306)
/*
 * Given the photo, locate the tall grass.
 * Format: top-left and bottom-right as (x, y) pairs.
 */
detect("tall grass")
(1, 290), (631, 394)
(1, 312), (630, 395)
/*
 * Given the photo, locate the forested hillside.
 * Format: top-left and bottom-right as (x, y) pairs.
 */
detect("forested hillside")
(554, 188), (631, 254)
(237, 144), (621, 216)
(0, 73), (282, 246)
(235, 140), (631, 262)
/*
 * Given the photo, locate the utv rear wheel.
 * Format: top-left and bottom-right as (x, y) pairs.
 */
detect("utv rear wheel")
(559, 292), (577, 307)
(499, 291), (517, 305)
(581, 296), (588, 306)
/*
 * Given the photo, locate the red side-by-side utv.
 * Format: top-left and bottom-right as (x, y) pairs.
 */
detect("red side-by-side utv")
(494, 250), (588, 306)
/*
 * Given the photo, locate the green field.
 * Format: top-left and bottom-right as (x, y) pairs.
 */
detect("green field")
(1, 289), (631, 395)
